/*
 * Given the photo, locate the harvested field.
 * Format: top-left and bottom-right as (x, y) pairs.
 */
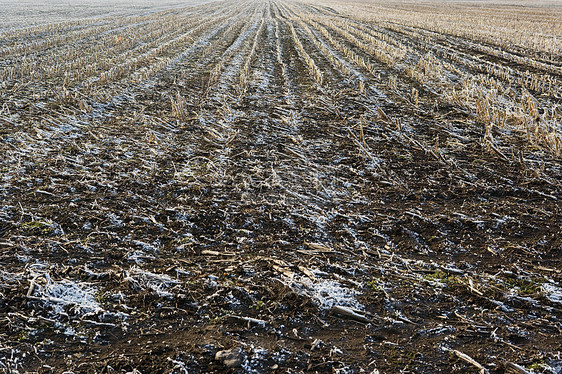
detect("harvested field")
(0, 0), (561, 372)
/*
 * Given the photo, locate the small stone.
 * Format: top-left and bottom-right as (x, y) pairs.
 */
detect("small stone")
(215, 347), (244, 368)
(224, 357), (242, 368)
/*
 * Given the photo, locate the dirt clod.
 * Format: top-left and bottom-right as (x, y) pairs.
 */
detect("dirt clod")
(215, 347), (245, 368)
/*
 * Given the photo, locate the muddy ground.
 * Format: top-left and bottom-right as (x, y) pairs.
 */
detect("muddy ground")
(0, 0), (561, 373)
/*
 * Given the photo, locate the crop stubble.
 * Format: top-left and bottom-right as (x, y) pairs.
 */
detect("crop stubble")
(0, 0), (561, 372)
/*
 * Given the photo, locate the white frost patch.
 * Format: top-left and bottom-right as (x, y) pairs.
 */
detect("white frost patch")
(241, 345), (269, 374)
(547, 360), (562, 374)
(124, 266), (179, 297)
(283, 275), (363, 310)
(32, 277), (102, 315)
(132, 240), (159, 253)
(542, 283), (562, 305)
(0, 270), (22, 282)
(127, 250), (155, 264)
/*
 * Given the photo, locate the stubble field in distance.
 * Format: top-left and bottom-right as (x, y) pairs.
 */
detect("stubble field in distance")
(0, 0), (561, 372)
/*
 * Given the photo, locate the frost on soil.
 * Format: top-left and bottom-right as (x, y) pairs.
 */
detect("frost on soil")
(30, 276), (102, 315)
(283, 273), (363, 310)
(542, 283), (562, 305)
